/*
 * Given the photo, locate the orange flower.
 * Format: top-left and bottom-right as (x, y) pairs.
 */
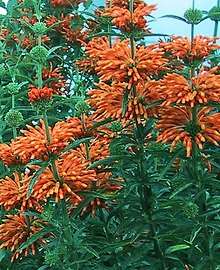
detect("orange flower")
(160, 36), (219, 61)
(0, 172), (42, 212)
(76, 37), (110, 73)
(0, 143), (18, 166)
(28, 86), (54, 103)
(96, 40), (167, 88)
(151, 71), (220, 107)
(53, 14), (87, 44)
(156, 106), (220, 157)
(42, 64), (65, 94)
(11, 118), (82, 163)
(89, 81), (155, 123)
(50, 0), (84, 7)
(0, 214), (46, 261)
(106, 0), (146, 9)
(103, 3), (156, 31)
(33, 152), (96, 203)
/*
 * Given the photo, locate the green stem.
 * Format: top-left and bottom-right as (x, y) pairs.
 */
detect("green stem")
(43, 111), (51, 144)
(148, 212), (167, 270)
(37, 64), (43, 88)
(192, 0), (195, 10)
(11, 94), (17, 138)
(108, 0), (112, 47)
(191, 23), (195, 49)
(214, 21), (219, 39)
(43, 111), (63, 184)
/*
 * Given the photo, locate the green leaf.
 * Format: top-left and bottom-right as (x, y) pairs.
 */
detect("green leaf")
(17, 226), (52, 252)
(122, 90), (129, 117)
(27, 162), (49, 198)
(169, 183), (192, 199)
(165, 244), (190, 254)
(89, 155), (131, 169)
(62, 137), (92, 153)
(37, 266), (49, 270)
(160, 15), (187, 23)
(0, 249), (7, 262)
(0, 0), (6, 9)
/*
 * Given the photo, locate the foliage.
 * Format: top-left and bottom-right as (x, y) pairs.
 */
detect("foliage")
(0, 0), (219, 269)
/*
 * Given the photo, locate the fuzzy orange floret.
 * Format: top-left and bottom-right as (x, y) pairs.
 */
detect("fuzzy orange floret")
(0, 172), (42, 212)
(156, 106), (220, 157)
(95, 40), (167, 88)
(148, 71), (220, 107)
(0, 143), (18, 166)
(28, 86), (54, 103)
(103, 3), (156, 31)
(0, 214), (46, 261)
(11, 118), (82, 163)
(160, 36), (219, 61)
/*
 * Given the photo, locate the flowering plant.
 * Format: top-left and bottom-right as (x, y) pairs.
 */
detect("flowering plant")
(0, 0), (219, 269)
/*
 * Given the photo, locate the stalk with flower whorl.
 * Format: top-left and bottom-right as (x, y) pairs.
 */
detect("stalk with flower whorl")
(156, 106), (220, 157)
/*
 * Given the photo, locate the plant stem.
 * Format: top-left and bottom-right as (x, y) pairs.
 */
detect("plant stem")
(11, 94), (17, 138)
(43, 111), (63, 184)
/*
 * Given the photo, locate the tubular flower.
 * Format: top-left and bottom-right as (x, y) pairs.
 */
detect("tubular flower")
(0, 172), (42, 212)
(28, 86), (54, 103)
(103, 3), (156, 31)
(54, 14), (87, 44)
(151, 71), (220, 107)
(160, 36), (219, 61)
(106, 0), (146, 9)
(33, 153), (96, 203)
(42, 65), (65, 94)
(96, 40), (167, 88)
(73, 137), (121, 216)
(88, 81), (154, 123)
(0, 143), (18, 166)
(50, 0), (84, 7)
(11, 118), (82, 163)
(156, 106), (220, 157)
(0, 214), (46, 261)
(76, 37), (110, 73)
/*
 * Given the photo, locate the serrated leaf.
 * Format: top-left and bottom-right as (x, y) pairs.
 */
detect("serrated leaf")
(165, 244), (190, 254)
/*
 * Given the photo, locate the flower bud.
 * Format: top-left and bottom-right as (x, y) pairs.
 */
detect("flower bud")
(5, 110), (24, 127)
(184, 8), (203, 24)
(183, 202), (199, 218)
(109, 121), (123, 132)
(32, 22), (48, 35)
(6, 82), (20, 95)
(30, 45), (49, 63)
(209, 6), (220, 21)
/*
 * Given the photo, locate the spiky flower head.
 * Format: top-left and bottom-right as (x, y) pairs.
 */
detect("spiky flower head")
(30, 45), (49, 63)
(5, 110), (24, 127)
(32, 22), (48, 35)
(109, 121), (123, 132)
(209, 6), (220, 21)
(184, 8), (203, 24)
(6, 82), (20, 95)
(183, 202), (199, 218)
